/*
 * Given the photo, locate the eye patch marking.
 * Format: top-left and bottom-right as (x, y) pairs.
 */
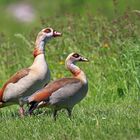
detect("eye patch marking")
(44, 28), (51, 33)
(72, 53), (80, 58)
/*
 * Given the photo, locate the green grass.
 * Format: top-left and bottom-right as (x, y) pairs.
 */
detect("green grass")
(0, 1), (140, 140)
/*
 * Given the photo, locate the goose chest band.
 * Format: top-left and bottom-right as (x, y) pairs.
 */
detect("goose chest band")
(33, 48), (44, 58)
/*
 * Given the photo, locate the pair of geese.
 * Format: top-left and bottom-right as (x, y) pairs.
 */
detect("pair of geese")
(0, 28), (88, 119)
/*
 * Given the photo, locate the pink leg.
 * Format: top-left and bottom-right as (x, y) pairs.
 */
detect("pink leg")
(19, 106), (25, 117)
(0, 102), (3, 107)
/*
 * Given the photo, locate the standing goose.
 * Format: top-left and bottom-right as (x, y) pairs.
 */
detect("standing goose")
(0, 28), (62, 116)
(27, 52), (88, 120)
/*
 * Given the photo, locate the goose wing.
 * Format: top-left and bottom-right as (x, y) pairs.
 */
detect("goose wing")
(0, 68), (30, 101)
(28, 78), (81, 103)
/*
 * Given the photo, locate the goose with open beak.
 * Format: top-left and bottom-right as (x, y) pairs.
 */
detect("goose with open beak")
(0, 28), (62, 116)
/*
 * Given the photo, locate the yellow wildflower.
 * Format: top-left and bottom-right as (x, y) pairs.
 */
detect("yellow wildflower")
(102, 43), (109, 48)
(59, 61), (64, 65)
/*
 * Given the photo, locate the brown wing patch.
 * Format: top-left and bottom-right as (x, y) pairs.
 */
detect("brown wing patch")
(0, 68), (30, 101)
(6, 68), (30, 83)
(46, 78), (80, 92)
(29, 78), (80, 102)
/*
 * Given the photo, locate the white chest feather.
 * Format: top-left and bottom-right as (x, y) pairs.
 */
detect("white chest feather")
(3, 54), (50, 102)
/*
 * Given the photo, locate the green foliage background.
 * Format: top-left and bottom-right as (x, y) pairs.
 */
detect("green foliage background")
(0, 0), (139, 140)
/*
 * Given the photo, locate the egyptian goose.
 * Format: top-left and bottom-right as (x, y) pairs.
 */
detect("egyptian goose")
(0, 28), (62, 116)
(26, 53), (88, 120)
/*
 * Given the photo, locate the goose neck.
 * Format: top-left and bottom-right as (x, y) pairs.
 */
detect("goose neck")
(66, 61), (81, 76)
(33, 40), (46, 58)
(66, 60), (87, 83)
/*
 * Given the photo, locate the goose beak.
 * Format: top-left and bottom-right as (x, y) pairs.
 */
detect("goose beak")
(79, 57), (89, 62)
(53, 31), (62, 37)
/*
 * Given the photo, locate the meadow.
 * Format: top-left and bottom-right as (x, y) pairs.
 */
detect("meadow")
(0, 0), (140, 140)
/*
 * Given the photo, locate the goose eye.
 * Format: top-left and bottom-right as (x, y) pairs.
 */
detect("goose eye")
(73, 53), (80, 58)
(44, 28), (51, 33)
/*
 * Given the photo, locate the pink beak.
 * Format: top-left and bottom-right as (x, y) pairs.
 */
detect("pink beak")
(53, 31), (62, 37)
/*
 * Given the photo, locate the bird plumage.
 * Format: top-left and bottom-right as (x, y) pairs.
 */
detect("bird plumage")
(27, 52), (88, 119)
(0, 27), (62, 116)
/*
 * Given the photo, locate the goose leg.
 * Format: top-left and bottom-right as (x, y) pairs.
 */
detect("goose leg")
(67, 108), (72, 119)
(28, 101), (38, 115)
(19, 99), (25, 117)
(19, 106), (25, 117)
(53, 109), (58, 121)
(0, 102), (3, 107)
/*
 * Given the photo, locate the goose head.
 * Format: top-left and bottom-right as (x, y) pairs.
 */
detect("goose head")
(65, 52), (88, 80)
(36, 27), (62, 43)
(66, 52), (89, 64)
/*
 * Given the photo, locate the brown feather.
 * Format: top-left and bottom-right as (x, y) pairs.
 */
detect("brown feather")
(0, 68), (30, 101)
(29, 78), (80, 102)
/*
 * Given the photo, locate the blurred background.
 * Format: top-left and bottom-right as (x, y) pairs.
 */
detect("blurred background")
(0, 0), (140, 81)
(0, 0), (139, 78)
(0, 0), (140, 36)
